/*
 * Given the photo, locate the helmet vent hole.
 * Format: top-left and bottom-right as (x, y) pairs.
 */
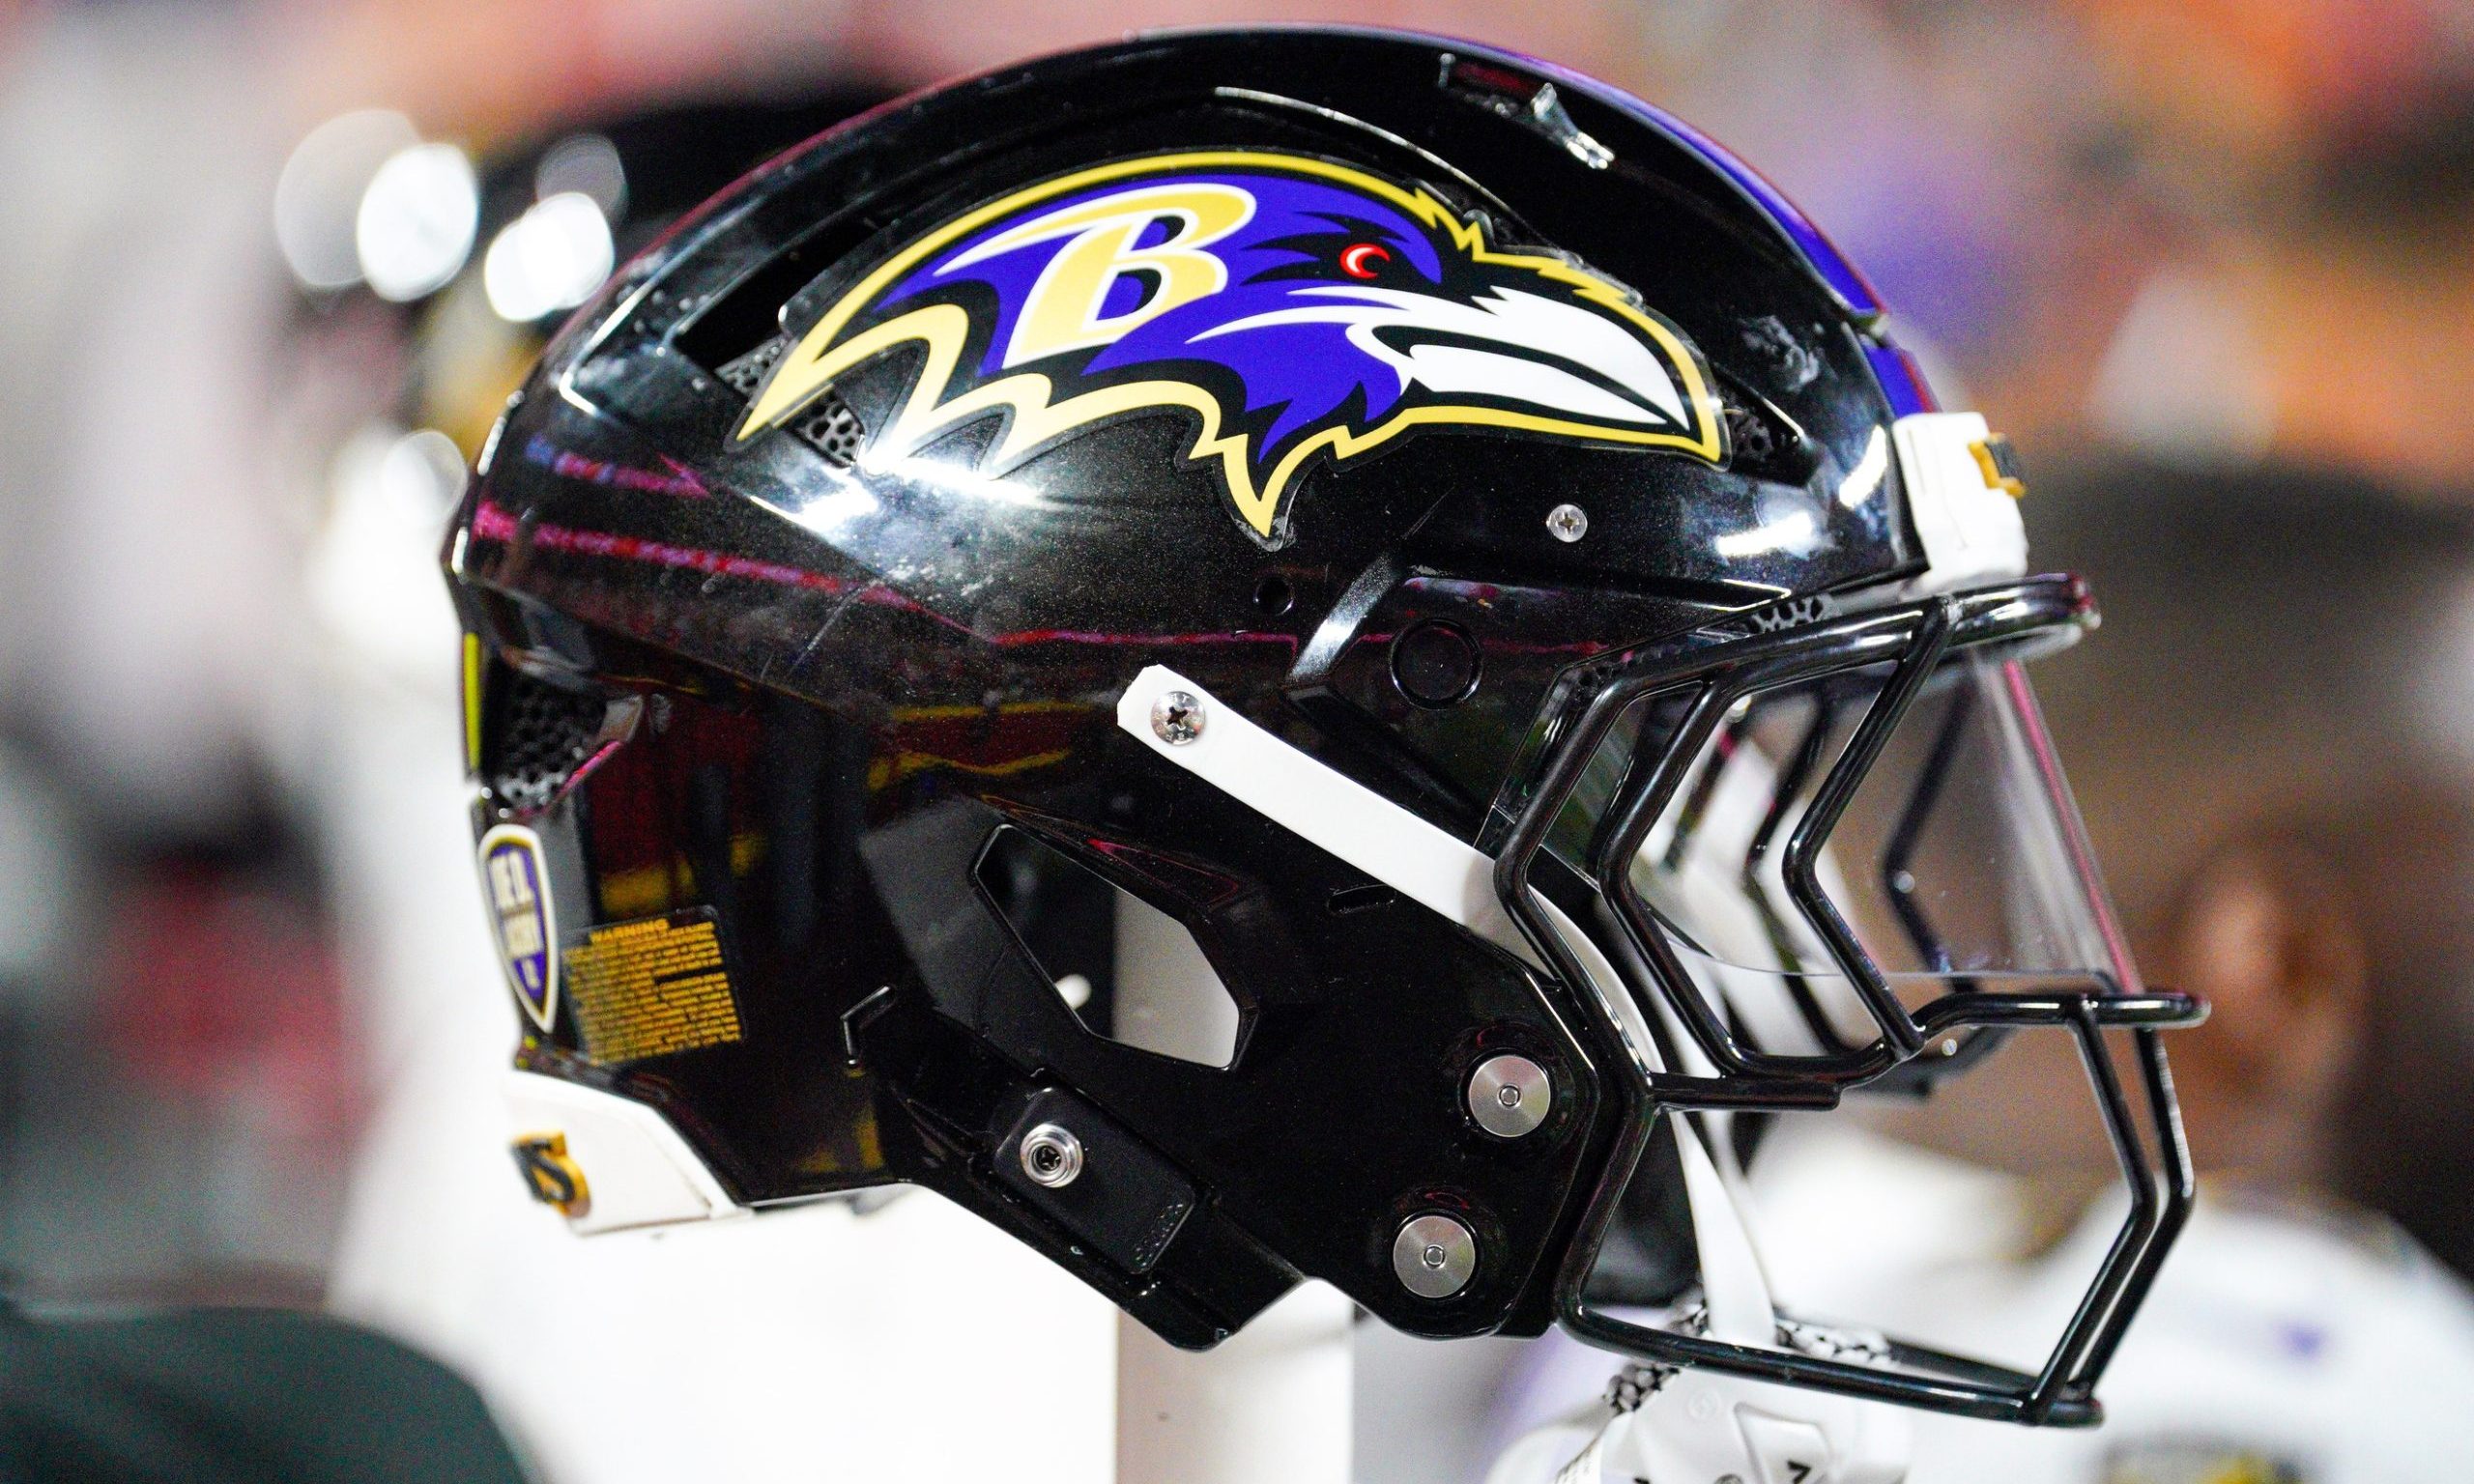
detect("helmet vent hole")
(1723, 403), (1777, 465)
(714, 336), (868, 468)
(792, 395), (867, 467)
(1708, 373), (1816, 479)
(976, 826), (1246, 1070)
(486, 671), (613, 813)
(1252, 574), (1294, 615)
(715, 336), (787, 397)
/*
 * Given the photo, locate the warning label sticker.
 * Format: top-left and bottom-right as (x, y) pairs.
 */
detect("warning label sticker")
(561, 910), (744, 1065)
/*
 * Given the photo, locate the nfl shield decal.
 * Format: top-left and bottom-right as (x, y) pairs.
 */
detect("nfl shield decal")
(479, 823), (559, 1032)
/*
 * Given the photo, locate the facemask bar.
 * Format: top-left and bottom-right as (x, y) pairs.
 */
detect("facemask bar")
(1490, 579), (2205, 1422)
(1553, 1005), (2194, 1423)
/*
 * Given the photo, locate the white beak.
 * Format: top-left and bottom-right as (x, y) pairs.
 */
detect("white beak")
(1192, 283), (1691, 430)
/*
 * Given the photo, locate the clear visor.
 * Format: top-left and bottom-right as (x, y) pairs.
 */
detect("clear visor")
(1551, 646), (2133, 1063)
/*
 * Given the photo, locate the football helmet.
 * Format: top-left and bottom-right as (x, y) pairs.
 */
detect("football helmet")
(446, 28), (2199, 1427)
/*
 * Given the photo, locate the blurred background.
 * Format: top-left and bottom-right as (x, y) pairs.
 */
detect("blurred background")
(0, 0), (2470, 1478)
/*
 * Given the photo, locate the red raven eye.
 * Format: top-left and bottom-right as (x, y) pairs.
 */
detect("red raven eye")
(1339, 243), (1391, 279)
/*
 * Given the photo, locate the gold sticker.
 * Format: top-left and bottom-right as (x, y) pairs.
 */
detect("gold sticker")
(1970, 432), (2028, 499)
(561, 911), (744, 1065)
(511, 1131), (591, 1217)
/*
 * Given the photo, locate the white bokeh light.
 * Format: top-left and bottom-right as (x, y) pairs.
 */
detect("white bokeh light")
(356, 143), (479, 302)
(309, 425), (468, 677)
(535, 133), (628, 219)
(275, 110), (420, 291)
(482, 192), (616, 323)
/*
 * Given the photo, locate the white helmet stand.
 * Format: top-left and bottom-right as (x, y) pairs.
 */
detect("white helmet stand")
(1108, 877), (1356, 1484)
(1118, 1286), (1355, 1484)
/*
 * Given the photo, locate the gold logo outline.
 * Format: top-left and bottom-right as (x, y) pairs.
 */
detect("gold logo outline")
(736, 150), (1728, 541)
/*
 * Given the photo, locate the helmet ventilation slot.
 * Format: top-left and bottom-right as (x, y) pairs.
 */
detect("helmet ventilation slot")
(977, 826), (1244, 1070)
(486, 670), (619, 813)
(715, 337), (785, 396)
(715, 335), (866, 467)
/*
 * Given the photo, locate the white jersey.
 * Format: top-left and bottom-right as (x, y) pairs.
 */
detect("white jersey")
(1743, 1123), (2474, 1484)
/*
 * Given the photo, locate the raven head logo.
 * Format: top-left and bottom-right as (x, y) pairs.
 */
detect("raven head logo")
(738, 151), (1727, 543)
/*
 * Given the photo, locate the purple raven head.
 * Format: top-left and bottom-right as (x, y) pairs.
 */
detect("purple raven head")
(740, 152), (1726, 541)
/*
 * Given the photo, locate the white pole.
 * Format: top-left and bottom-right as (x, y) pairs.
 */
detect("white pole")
(1110, 891), (1355, 1484)
(1116, 1282), (1356, 1484)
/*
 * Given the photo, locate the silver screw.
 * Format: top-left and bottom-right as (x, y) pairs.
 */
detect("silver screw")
(1545, 502), (1589, 543)
(1150, 690), (1206, 746)
(1392, 1213), (1477, 1298)
(1466, 1054), (1552, 1138)
(1019, 1123), (1084, 1188)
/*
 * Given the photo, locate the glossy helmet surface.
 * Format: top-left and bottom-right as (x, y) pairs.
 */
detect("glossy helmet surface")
(447, 28), (2199, 1425)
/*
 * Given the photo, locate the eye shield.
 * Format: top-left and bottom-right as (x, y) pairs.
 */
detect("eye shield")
(1519, 584), (2138, 1085)
(1487, 577), (2201, 1424)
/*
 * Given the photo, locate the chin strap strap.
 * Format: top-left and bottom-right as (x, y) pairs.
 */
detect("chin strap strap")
(1673, 1115), (1778, 1348)
(1513, 903), (1909, 1484)
(1529, 896), (1779, 1346)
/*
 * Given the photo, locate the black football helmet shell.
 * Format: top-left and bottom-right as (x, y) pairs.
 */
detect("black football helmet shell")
(448, 29), (2199, 1426)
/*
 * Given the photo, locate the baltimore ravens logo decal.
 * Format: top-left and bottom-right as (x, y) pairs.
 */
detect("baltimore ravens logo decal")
(737, 151), (1728, 543)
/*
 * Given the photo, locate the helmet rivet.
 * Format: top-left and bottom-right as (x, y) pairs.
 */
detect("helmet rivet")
(1019, 1123), (1084, 1188)
(1545, 503), (1589, 543)
(1150, 690), (1206, 746)
(1467, 1054), (1551, 1138)
(1393, 1213), (1477, 1298)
